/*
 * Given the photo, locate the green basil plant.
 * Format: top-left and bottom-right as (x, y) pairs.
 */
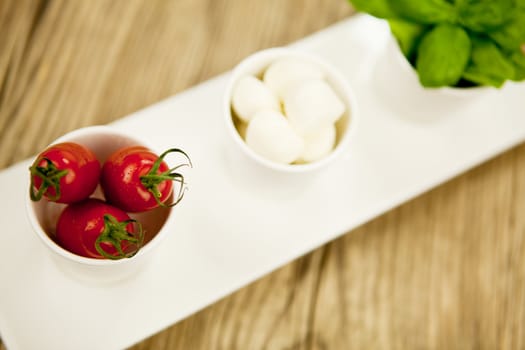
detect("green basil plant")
(348, 0), (525, 88)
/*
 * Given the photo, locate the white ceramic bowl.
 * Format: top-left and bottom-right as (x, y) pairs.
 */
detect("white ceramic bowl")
(224, 47), (359, 174)
(25, 125), (175, 284)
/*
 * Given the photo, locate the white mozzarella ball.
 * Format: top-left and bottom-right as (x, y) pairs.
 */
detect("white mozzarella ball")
(263, 59), (325, 100)
(232, 76), (280, 122)
(283, 79), (345, 136)
(299, 123), (336, 163)
(245, 110), (304, 164)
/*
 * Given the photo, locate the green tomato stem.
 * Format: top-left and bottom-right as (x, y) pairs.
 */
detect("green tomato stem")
(95, 214), (144, 260)
(139, 148), (192, 208)
(29, 158), (68, 201)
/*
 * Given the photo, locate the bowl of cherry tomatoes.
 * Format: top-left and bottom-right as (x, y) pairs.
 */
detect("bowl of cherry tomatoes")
(25, 125), (191, 283)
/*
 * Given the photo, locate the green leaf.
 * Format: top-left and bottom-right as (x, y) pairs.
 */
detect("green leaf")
(416, 24), (471, 87)
(489, 10), (525, 52)
(456, 0), (515, 32)
(462, 36), (515, 87)
(347, 0), (397, 18)
(389, 19), (428, 60)
(510, 51), (525, 80)
(389, 0), (457, 24)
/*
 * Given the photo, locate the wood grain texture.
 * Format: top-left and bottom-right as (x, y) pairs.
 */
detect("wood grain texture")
(1, 1), (524, 350)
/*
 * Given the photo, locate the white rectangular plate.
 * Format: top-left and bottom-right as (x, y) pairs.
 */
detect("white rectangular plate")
(1, 15), (524, 350)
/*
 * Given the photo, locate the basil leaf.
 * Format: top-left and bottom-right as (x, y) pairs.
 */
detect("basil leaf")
(416, 24), (471, 87)
(389, 0), (457, 24)
(389, 19), (428, 60)
(457, 0), (515, 32)
(510, 51), (525, 81)
(347, 0), (397, 18)
(489, 10), (525, 52)
(462, 36), (515, 87)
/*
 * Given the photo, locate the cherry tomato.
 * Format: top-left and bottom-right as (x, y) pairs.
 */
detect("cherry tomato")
(101, 146), (191, 212)
(29, 142), (100, 204)
(56, 198), (143, 259)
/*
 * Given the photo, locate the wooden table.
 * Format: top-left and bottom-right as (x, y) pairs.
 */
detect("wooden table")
(1, 1), (524, 349)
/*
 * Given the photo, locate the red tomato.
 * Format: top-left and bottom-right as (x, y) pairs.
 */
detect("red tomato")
(56, 198), (143, 259)
(29, 142), (100, 203)
(101, 147), (191, 212)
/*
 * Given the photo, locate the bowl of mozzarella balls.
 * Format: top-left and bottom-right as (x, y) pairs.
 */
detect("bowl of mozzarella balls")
(224, 47), (358, 173)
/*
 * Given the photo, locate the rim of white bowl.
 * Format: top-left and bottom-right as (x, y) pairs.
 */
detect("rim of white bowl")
(25, 125), (174, 266)
(224, 47), (360, 173)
